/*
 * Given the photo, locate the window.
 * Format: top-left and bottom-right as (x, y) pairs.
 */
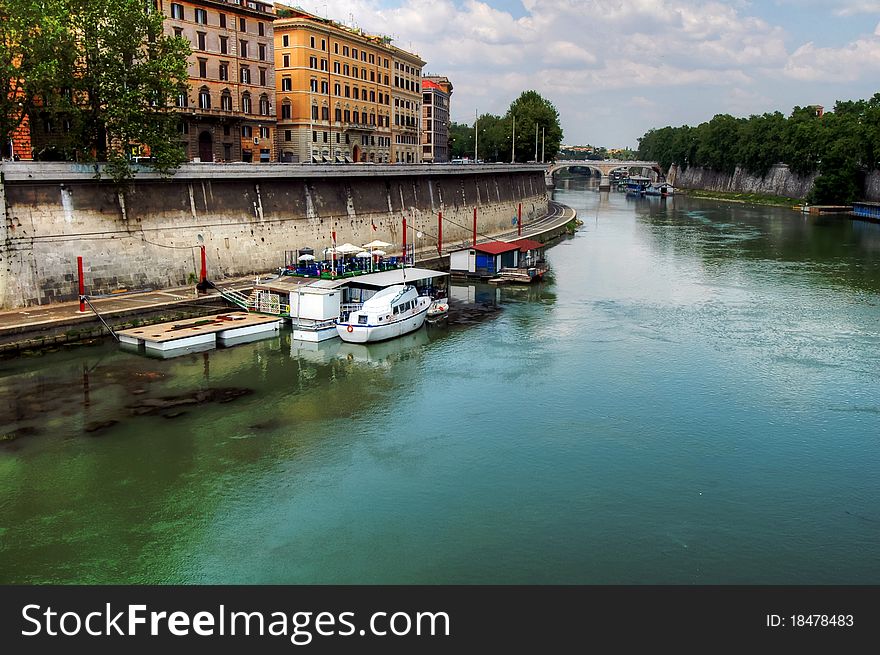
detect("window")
(285, 130), (292, 141)
(320, 59), (327, 71)
(361, 52), (367, 62)
(370, 91), (375, 103)
(282, 54), (289, 67)
(219, 36), (228, 54)
(343, 46), (349, 56)
(259, 68), (266, 86)
(333, 83), (340, 96)
(282, 34), (289, 47)
(219, 14), (226, 28)
(176, 92), (188, 108)
(321, 39), (326, 51)
(240, 41), (248, 58)
(240, 67), (250, 83)
(353, 88), (359, 100)
(334, 108), (341, 121)
(310, 78), (318, 92)
(242, 125), (252, 137)
(223, 143), (232, 160)
(197, 32), (206, 50)
(258, 22), (265, 36)
(310, 36), (315, 48)
(384, 74), (389, 85)
(333, 62), (340, 74)
(352, 48), (358, 60)
(321, 106), (329, 120)
(173, 27), (183, 38)
(195, 8), (207, 24)
(321, 80), (328, 94)
(334, 43), (338, 54)
(343, 64), (349, 76)
(259, 43), (266, 61)
(370, 71), (375, 82)
(281, 77), (291, 91)
(344, 85), (350, 98)
(311, 105), (318, 120)
(361, 68), (366, 79)
(281, 103), (291, 119)
(323, 131), (328, 143)
(343, 109), (350, 122)
(369, 54), (375, 64)
(239, 18), (246, 32)
(309, 56), (317, 68)
(198, 88), (210, 109)
(221, 92), (232, 111)
(312, 131), (317, 142)
(241, 93), (251, 113)
(219, 63), (228, 81)
(198, 59), (207, 77)
(352, 68), (358, 79)
(170, 3), (184, 20)
(259, 95), (269, 115)
(261, 126), (270, 139)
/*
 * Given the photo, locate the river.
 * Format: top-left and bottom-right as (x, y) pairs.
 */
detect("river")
(2, 177), (879, 584)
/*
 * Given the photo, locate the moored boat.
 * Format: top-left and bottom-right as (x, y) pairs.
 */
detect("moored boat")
(644, 182), (675, 197)
(336, 284), (431, 343)
(625, 176), (651, 195)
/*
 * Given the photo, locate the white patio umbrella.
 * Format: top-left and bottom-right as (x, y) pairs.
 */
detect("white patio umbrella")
(371, 250), (387, 256)
(298, 253), (315, 261)
(335, 243), (365, 254)
(354, 251), (372, 258)
(362, 239), (392, 249)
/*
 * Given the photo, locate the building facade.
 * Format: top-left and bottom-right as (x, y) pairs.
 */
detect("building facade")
(421, 76), (452, 163)
(273, 7), (424, 164)
(391, 48), (425, 164)
(161, 0), (277, 162)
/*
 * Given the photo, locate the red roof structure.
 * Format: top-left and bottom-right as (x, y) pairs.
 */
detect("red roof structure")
(511, 239), (544, 252)
(471, 242), (520, 255)
(422, 79), (443, 92)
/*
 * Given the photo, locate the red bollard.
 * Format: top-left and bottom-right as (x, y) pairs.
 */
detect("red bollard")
(472, 207), (477, 247)
(199, 245), (207, 283)
(437, 211), (443, 255)
(77, 256), (85, 312)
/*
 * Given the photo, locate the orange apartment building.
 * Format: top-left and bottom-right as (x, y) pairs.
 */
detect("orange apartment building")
(273, 6), (424, 163)
(160, 0), (277, 162)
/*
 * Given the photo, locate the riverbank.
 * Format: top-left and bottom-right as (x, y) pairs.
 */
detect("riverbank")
(678, 188), (800, 207)
(0, 201), (575, 356)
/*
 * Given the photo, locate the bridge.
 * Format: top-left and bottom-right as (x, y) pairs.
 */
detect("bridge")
(547, 159), (662, 190)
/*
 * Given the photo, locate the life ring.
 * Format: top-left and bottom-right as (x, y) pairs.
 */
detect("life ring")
(346, 325), (354, 333)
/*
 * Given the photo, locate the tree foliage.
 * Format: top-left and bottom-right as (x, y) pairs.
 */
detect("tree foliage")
(450, 91), (563, 163)
(2, 0), (190, 182)
(637, 94), (880, 203)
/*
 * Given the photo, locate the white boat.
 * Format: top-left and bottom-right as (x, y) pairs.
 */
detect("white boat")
(644, 182), (674, 197)
(336, 284), (431, 343)
(427, 297), (449, 320)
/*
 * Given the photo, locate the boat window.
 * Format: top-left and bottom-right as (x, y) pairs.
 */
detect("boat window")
(358, 315), (368, 325)
(393, 305), (399, 314)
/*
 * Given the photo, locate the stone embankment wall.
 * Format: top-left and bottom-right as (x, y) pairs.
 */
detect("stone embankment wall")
(667, 163), (816, 199)
(0, 163), (548, 309)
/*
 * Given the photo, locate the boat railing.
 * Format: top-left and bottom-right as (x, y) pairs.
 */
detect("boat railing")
(339, 303), (363, 321)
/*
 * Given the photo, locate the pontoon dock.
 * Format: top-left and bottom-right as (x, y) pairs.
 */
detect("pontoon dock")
(117, 312), (281, 353)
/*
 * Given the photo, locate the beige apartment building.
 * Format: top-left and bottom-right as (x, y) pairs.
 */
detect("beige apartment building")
(273, 6), (424, 163)
(391, 48), (425, 164)
(161, 0), (277, 162)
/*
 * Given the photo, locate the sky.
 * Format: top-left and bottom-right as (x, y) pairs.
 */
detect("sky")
(281, 1), (880, 148)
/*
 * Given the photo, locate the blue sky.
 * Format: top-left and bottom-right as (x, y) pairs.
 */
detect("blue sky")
(284, 1), (880, 148)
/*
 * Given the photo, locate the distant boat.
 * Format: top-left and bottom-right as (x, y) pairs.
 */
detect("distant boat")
(644, 182), (675, 197)
(427, 297), (449, 320)
(625, 176), (651, 195)
(336, 284), (431, 343)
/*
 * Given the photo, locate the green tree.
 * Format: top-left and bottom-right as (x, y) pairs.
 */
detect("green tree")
(64, 0), (191, 181)
(448, 121), (473, 158)
(0, 0), (75, 153)
(505, 91), (563, 162)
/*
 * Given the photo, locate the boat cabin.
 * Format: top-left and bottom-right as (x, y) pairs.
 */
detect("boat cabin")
(449, 242), (521, 278)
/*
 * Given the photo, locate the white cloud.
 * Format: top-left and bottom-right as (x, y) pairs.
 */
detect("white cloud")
(280, 1), (880, 145)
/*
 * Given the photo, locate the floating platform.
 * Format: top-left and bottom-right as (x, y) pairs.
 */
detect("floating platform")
(117, 312), (281, 354)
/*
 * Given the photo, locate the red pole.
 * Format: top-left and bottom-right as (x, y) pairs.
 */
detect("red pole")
(199, 245), (207, 283)
(472, 207), (477, 247)
(402, 217), (407, 262)
(331, 230), (337, 277)
(437, 211), (443, 255)
(518, 203), (522, 237)
(77, 256), (85, 312)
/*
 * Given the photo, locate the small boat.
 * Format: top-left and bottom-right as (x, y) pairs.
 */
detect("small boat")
(644, 182), (674, 197)
(336, 284), (431, 343)
(427, 297), (449, 320)
(625, 176), (651, 195)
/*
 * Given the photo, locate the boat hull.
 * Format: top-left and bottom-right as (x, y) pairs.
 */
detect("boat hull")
(336, 304), (430, 343)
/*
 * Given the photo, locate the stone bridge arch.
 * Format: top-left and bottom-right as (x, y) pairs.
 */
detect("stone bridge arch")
(547, 160), (662, 189)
